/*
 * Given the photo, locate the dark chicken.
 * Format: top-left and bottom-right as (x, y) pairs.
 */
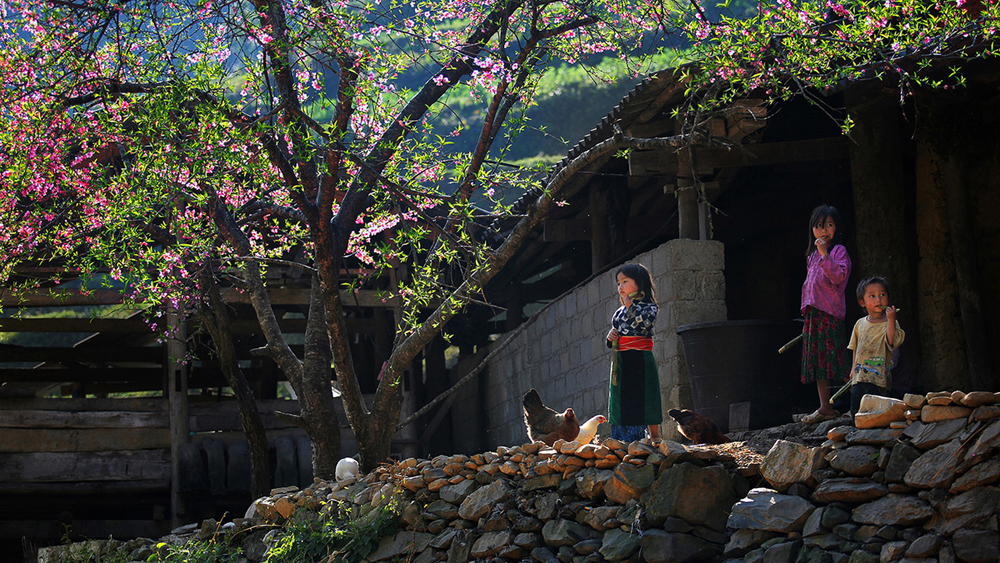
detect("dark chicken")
(668, 408), (730, 445)
(522, 388), (580, 446)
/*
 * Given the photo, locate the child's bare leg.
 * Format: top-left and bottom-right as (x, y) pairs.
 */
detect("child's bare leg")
(816, 378), (837, 415)
(648, 424), (660, 439)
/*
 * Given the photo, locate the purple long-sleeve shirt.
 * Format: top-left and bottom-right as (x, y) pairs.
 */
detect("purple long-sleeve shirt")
(801, 245), (851, 320)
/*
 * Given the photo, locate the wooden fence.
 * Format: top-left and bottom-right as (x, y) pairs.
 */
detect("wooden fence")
(0, 396), (328, 541)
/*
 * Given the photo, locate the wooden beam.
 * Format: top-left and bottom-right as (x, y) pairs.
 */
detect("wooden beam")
(0, 368), (162, 383)
(0, 397), (166, 412)
(542, 215), (592, 242)
(0, 428), (171, 453)
(0, 482), (170, 496)
(0, 289), (127, 307)
(0, 519), (174, 541)
(0, 450), (171, 482)
(630, 136), (850, 176)
(0, 409), (167, 429)
(0, 346), (162, 363)
(699, 136), (849, 168)
(0, 318), (150, 333)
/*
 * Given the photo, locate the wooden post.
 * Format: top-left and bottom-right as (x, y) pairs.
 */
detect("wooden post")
(589, 185), (611, 272)
(698, 200), (711, 240)
(677, 148), (699, 239)
(505, 293), (523, 332)
(166, 311), (189, 529)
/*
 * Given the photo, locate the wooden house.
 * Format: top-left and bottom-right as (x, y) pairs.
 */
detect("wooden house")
(461, 57), (1000, 448)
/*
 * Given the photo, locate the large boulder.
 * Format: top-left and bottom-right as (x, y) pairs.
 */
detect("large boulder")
(852, 495), (933, 527)
(604, 462), (656, 504)
(541, 518), (593, 547)
(854, 395), (906, 429)
(727, 488), (816, 533)
(458, 478), (511, 521)
(904, 439), (963, 489)
(828, 445), (879, 476)
(811, 478), (888, 504)
(884, 442), (922, 482)
(367, 531), (434, 561)
(927, 486), (1000, 535)
(952, 529), (1000, 563)
(598, 529), (640, 562)
(643, 462), (736, 532)
(639, 529), (723, 563)
(760, 440), (825, 491)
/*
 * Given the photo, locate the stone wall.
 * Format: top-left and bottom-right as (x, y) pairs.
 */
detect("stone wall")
(464, 239), (726, 448)
(39, 388), (1000, 563)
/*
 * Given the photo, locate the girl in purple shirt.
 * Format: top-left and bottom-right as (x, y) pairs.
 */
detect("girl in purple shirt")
(800, 205), (852, 423)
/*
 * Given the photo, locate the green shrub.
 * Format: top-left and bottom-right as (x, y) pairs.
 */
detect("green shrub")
(265, 502), (398, 563)
(148, 540), (242, 563)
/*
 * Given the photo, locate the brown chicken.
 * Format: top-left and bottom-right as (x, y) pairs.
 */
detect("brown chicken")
(522, 388), (580, 446)
(668, 408), (730, 445)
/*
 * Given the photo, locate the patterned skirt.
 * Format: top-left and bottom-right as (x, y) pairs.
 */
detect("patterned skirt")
(800, 306), (850, 384)
(609, 349), (662, 426)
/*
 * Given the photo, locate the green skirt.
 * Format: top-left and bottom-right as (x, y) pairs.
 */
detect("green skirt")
(609, 349), (662, 426)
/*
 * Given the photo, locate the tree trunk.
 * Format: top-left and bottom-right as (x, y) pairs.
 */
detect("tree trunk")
(200, 280), (271, 499)
(299, 275), (341, 479)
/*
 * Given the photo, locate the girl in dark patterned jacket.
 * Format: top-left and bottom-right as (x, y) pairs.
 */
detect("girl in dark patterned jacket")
(606, 263), (662, 442)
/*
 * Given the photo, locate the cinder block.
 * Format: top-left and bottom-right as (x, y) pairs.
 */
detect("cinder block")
(698, 271), (727, 301)
(575, 286), (589, 310)
(662, 239), (725, 271)
(661, 333), (685, 359)
(539, 332), (552, 353)
(564, 292), (577, 316)
(588, 279), (604, 311)
(570, 343), (582, 366)
(659, 269), (697, 301)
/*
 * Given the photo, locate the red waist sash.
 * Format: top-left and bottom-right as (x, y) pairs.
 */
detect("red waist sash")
(617, 336), (653, 351)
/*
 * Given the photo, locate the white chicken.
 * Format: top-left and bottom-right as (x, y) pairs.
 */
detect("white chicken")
(575, 414), (607, 444)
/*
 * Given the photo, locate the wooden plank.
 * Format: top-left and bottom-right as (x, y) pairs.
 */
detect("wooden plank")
(0, 480), (168, 495)
(629, 136), (849, 176)
(0, 397), (166, 412)
(0, 450), (171, 482)
(629, 148), (680, 177)
(542, 215), (592, 242)
(0, 318), (150, 333)
(0, 519), (173, 540)
(0, 368), (163, 383)
(0, 346), (162, 363)
(0, 289), (127, 307)
(0, 428), (171, 452)
(695, 136), (848, 168)
(0, 409), (168, 429)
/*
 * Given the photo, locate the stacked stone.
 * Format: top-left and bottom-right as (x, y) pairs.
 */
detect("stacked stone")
(724, 391), (1000, 563)
(325, 438), (752, 563)
(242, 438), (749, 563)
(39, 436), (754, 563)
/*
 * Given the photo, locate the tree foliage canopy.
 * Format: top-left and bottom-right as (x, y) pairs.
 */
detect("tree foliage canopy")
(0, 0), (996, 469)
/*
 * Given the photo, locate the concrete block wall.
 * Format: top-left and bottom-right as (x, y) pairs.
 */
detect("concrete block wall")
(477, 239), (726, 448)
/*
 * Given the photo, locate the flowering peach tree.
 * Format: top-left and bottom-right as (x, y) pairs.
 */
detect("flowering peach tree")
(0, 0), (676, 474)
(671, 0), (998, 133)
(1, 0), (996, 475)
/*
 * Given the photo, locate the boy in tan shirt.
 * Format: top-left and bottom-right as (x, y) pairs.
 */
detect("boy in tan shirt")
(848, 276), (905, 418)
